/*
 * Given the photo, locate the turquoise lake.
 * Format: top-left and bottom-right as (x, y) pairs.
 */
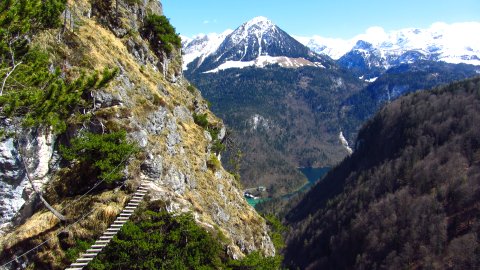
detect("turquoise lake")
(246, 167), (330, 207)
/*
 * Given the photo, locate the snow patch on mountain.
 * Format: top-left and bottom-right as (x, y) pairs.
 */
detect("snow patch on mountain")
(182, 29), (233, 70)
(339, 131), (353, 155)
(203, 55), (325, 73)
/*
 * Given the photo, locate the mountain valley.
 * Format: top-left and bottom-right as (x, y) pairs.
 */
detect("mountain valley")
(0, 1), (479, 269)
(183, 17), (480, 200)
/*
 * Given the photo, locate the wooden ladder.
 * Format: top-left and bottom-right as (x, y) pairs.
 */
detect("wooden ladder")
(65, 182), (149, 270)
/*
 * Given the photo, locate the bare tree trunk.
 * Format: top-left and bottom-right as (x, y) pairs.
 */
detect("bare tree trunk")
(0, 61), (21, 96)
(1, 39), (22, 96)
(19, 152), (67, 221)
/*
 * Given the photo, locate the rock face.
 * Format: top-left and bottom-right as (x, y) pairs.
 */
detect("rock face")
(0, 119), (57, 234)
(0, 0), (274, 265)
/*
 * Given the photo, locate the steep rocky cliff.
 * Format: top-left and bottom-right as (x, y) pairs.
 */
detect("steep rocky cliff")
(0, 0), (274, 268)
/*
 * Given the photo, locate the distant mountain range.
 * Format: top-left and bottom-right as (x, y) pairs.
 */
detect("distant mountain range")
(184, 20), (480, 77)
(183, 17), (480, 198)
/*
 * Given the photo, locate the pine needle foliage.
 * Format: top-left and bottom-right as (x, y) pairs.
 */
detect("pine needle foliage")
(60, 130), (137, 183)
(142, 14), (181, 56)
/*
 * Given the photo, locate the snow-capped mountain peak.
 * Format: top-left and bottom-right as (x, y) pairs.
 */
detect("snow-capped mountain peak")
(183, 16), (331, 72)
(243, 16), (275, 30)
(296, 21), (480, 74)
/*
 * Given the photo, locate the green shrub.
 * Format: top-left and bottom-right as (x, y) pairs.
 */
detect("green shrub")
(207, 154), (221, 171)
(192, 113), (226, 155)
(227, 251), (282, 270)
(142, 14), (181, 56)
(211, 138), (226, 154)
(65, 240), (93, 263)
(0, 63), (118, 133)
(0, 0), (117, 133)
(264, 214), (286, 251)
(187, 84), (196, 93)
(193, 112), (209, 128)
(60, 131), (137, 183)
(87, 207), (283, 270)
(88, 210), (224, 270)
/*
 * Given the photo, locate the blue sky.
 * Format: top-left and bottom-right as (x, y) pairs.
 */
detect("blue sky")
(161, 0), (480, 38)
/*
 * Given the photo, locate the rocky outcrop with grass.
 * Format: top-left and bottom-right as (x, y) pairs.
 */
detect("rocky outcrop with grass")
(0, 0), (274, 269)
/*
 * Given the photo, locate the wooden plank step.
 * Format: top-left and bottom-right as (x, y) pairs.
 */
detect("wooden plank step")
(70, 262), (89, 267)
(107, 227), (121, 231)
(95, 240), (110, 244)
(103, 231), (118, 235)
(65, 268), (83, 270)
(82, 253), (98, 257)
(86, 248), (103, 252)
(113, 220), (127, 223)
(91, 244), (107, 248)
(77, 257), (94, 262)
(127, 202), (140, 205)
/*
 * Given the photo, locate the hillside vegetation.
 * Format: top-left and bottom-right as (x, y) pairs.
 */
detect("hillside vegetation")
(187, 65), (363, 196)
(285, 77), (480, 269)
(0, 0), (275, 268)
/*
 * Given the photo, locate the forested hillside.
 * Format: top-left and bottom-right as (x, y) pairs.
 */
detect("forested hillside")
(187, 65), (363, 195)
(285, 77), (480, 269)
(341, 61), (480, 142)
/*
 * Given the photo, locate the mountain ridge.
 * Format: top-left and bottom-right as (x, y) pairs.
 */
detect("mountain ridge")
(285, 76), (480, 269)
(184, 21), (480, 75)
(183, 16), (333, 73)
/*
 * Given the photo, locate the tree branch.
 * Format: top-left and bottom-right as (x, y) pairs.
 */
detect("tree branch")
(0, 61), (22, 96)
(19, 150), (67, 221)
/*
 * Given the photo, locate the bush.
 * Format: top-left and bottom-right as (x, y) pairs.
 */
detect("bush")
(187, 84), (196, 93)
(88, 210), (224, 270)
(207, 154), (221, 171)
(87, 207), (283, 270)
(60, 131), (137, 183)
(193, 112), (209, 128)
(0, 64), (118, 133)
(142, 14), (181, 56)
(0, 0), (117, 133)
(193, 113), (226, 155)
(65, 240), (93, 263)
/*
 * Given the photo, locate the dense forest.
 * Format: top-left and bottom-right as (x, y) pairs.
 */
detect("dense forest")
(341, 61), (480, 142)
(187, 65), (364, 196)
(285, 77), (480, 269)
